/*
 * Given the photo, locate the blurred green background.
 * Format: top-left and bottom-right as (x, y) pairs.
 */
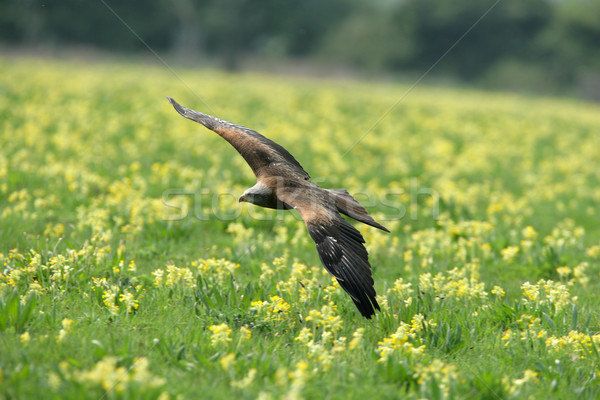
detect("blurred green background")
(2, 0), (599, 99)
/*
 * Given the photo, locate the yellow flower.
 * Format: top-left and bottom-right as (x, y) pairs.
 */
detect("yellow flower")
(522, 226), (538, 240)
(388, 278), (413, 299)
(127, 260), (137, 272)
(349, 328), (364, 350)
(376, 321), (426, 362)
(573, 262), (589, 286)
(74, 356), (165, 393)
(306, 303), (343, 331)
(239, 326), (251, 342)
(501, 246), (519, 262)
(231, 368), (257, 388)
(102, 286), (120, 315)
(152, 269), (165, 286)
(502, 329), (513, 346)
(521, 279), (573, 312)
(556, 266), (571, 278)
(20, 332), (31, 343)
(220, 353), (236, 371)
(514, 369), (539, 386)
(295, 327), (312, 345)
(491, 285), (505, 297)
(586, 245), (600, 258)
(57, 318), (73, 342)
(119, 292), (139, 313)
(414, 358), (459, 393)
(285, 360), (311, 399)
(251, 295), (293, 324)
(209, 323), (232, 346)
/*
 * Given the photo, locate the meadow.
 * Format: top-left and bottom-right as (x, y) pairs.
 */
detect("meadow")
(1, 56), (599, 399)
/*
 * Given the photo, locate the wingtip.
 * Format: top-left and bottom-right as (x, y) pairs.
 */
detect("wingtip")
(371, 221), (391, 233)
(166, 96), (187, 116)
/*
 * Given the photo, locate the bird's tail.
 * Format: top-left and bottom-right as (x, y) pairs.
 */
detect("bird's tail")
(327, 189), (390, 232)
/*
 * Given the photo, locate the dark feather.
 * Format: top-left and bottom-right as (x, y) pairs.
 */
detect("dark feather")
(306, 216), (380, 318)
(327, 189), (390, 232)
(167, 97), (310, 180)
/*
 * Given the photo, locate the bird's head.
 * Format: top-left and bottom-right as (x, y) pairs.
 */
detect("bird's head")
(239, 182), (275, 208)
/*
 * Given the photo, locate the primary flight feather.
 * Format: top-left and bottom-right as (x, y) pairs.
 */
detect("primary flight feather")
(167, 97), (389, 318)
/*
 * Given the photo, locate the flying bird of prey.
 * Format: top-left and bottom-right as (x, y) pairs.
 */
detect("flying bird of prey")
(167, 97), (389, 318)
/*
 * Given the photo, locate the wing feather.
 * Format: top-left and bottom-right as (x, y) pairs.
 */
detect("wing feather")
(280, 189), (381, 318)
(167, 97), (310, 180)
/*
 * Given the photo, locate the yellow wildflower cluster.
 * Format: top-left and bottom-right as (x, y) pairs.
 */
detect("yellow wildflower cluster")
(251, 295), (293, 324)
(405, 219), (496, 269)
(348, 327), (365, 350)
(20, 331), (31, 344)
(194, 258), (240, 285)
(501, 314), (546, 347)
(276, 262), (324, 299)
(276, 360), (312, 400)
(56, 318), (73, 343)
(0, 251), (44, 298)
(293, 302), (349, 370)
(226, 222), (255, 244)
(102, 285), (121, 315)
(92, 277), (142, 315)
(503, 369), (539, 396)
(54, 356), (166, 394)
(555, 262), (590, 287)
(231, 368), (257, 389)
(239, 326), (252, 342)
(543, 219), (585, 251)
(545, 331), (600, 359)
(0, 249), (84, 297)
(418, 263), (487, 301)
(520, 279), (574, 312)
(305, 302), (343, 332)
(414, 358), (459, 398)
(586, 244), (600, 258)
(209, 323), (232, 346)
(386, 277), (414, 307)
(500, 246), (520, 262)
(220, 353), (236, 370)
(152, 265), (196, 288)
(501, 313), (600, 362)
(376, 314), (431, 362)
(151, 258), (238, 289)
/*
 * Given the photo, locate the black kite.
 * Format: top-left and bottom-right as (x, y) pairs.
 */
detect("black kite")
(167, 97), (389, 318)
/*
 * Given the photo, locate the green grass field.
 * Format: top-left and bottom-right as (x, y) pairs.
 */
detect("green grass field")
(1, 56), (599, 399)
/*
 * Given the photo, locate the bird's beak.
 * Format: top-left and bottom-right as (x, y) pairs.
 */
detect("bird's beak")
(239, 194), (246, 203)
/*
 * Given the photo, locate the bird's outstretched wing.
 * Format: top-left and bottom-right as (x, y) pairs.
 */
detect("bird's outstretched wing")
(167, 97), (310, 180)
(278, 187), (381, 318)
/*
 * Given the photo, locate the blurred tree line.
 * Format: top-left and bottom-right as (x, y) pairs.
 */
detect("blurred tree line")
(1, 0), (599, 98)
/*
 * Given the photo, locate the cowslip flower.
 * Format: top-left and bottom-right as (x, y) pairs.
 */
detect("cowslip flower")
(220, 353), (236, 370)
(209, 323), (232, 346)
(501, 246), (519, 262)
(239, 326), (251, 342)
(20, 332), (31, 343)
(57, 318), (73, 342)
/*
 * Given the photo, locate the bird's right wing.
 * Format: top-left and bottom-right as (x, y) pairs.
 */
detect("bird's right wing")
(278, 188), (380, 318)
(167, 97), (310, 180)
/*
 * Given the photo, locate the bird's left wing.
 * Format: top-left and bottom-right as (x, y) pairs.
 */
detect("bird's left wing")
(278, 189), (381, 318)
(167, 97), (310, 180)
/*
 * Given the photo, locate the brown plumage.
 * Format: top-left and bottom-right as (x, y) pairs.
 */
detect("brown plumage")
(167, 97), (389, 318)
